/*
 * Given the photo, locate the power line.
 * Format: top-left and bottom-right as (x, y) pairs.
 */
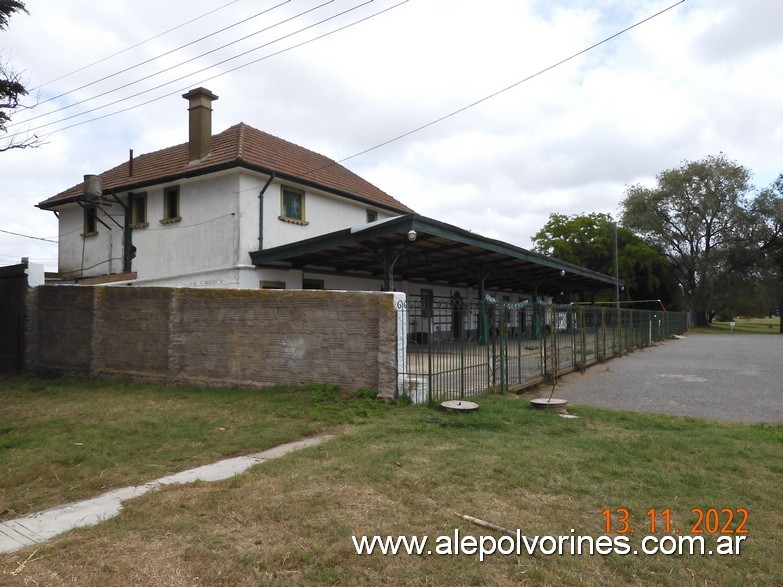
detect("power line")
(0, 228), (59, 243)
(30, 0), (240, 93)
(0, 252), (58, 263)
(11, 0), (334, 132)
(230, 0), (685, 194)
(16, 0), (294, 125)
(6, 0), (404, 140)
(11, 0), (682, 179)
(330, 0), (686, 168)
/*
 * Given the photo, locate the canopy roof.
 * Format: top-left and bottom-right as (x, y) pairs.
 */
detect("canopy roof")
(251, 214), (619, 296)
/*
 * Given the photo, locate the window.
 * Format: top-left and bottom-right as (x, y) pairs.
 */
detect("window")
(83, 206), (98, 236)
(130, 193), (147, 226)
(260, 280), (286, 289)
(279, 186), (307, 224)
(303, 278), (325, 290)
(366, 210), (378, 223)
(162, 186), (180, 223)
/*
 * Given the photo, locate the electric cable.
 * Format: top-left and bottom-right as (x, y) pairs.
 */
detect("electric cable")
(0, 228), (59, 243)
(233, 0), (685, 193)
(30, 0), (240, 92)
(15, 0), (296, 124)
(11, 1), (683, 199)
(6, 0), (403, 140)
(328, 0), (686, 168)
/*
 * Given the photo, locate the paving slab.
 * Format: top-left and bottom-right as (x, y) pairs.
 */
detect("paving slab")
(554, 333), (783, 424)
(0, 435), (333, 555)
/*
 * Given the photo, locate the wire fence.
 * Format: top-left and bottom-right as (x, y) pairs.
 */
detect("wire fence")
(397, 295), (688, 404)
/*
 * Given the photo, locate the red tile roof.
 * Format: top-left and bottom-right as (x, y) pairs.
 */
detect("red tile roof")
(37, 123), (414, 213)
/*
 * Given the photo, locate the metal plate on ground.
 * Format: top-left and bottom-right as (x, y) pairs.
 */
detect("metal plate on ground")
(440, 400), (480, 412)
(530, 398), (568, 411)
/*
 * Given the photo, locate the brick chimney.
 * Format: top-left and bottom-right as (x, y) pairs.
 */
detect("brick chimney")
(182, 87), (219, 162)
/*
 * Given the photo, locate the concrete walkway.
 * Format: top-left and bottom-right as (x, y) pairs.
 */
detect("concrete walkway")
(0, 435), (333, 555)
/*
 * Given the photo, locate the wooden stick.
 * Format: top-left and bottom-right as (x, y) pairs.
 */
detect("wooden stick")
(11, 549), (40, 576)
(455, 512), (516, 537)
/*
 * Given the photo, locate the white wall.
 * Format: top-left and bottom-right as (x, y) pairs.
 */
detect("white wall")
(131, 173), (240, 280)
(56, 203), (126, 278)
(238, 172), (396, 254)
(53, 167), (398, 285)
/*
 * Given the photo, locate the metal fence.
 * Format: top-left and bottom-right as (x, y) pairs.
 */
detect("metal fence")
(397, 295), (688, 404)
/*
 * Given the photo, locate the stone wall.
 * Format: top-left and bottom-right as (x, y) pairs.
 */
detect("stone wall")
(26, 286), (401, 397)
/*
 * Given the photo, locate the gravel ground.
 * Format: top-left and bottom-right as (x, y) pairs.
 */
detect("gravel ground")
(553, 333), (783, 424)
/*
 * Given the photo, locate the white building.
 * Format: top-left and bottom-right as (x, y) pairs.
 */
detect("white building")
(38, 87), (617, 307)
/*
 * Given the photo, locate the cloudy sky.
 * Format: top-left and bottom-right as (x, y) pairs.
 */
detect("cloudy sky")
(2, 0), (782, 272)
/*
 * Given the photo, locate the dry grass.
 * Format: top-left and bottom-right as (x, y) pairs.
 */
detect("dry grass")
(2, 384), (782, 586)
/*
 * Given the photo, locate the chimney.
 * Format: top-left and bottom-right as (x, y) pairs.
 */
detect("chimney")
(182, 87), (219, 162)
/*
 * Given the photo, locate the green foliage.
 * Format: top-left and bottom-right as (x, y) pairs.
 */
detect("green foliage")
(622, 154), (755, 325)
(351, 386), (380, 400)
(753, 175), (783, 331)
(532, 212), (678, 306)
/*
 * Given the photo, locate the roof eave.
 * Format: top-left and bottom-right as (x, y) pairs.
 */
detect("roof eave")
(251, 213), (621, 290)
(37, 160), (414, 215)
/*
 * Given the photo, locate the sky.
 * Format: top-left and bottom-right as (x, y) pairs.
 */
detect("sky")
(2, 0), (782, 272)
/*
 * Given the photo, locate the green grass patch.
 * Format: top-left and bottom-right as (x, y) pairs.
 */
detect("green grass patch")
(690, 316), (781, 335)
(0, 376), (391, 521)
(1, 380), (782, 585)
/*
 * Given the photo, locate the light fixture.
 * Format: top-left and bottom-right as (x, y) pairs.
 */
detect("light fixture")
(560, 269), (566, 277)
(407, 229), (417, 242)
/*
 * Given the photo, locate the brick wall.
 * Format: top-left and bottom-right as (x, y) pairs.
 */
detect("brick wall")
(26, 286), (401, 397)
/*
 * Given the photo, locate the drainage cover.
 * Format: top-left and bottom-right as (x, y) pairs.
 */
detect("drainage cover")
(530, 398), (568, 411)
(440, 400), (480, 412)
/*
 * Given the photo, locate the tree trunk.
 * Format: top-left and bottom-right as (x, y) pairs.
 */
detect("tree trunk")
(778, 292), (783, 334)
(694, 309), (710, 327)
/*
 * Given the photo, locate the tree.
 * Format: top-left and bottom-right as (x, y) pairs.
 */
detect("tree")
(1, 0), (42, 152)
(621, 154), (753, 326)
(0, 0), (24, 28)
(752, 175), (783, 332)
(532, 212), (679, 308)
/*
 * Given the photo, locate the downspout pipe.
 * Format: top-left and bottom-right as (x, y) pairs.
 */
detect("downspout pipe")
(109, 192), (133, 273)
(258, 173), (275, 250)
(123, 194), (133, 273)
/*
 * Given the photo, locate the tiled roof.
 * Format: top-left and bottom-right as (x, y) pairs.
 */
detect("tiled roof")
(37, 123), (414, 213)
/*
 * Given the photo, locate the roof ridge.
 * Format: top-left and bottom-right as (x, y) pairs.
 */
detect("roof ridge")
(38, 121), (415, 214)
(235, 123), (246, 161)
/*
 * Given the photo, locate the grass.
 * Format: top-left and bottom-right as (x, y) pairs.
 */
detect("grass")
(0, 377), (391, 521)
(690, 316), (781, 335)
(2, 378), (783, 586)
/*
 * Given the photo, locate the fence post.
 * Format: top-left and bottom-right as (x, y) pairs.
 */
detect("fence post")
(427, 308), (434, 406)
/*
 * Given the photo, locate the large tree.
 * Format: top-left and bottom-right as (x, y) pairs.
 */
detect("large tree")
(532, 212), (679, 308)
(752, 174), (783, 332)
(621, 154), (753, 326)
(1, 0), (41, 152)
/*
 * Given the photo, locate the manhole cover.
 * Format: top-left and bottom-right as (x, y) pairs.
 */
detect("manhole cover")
(440, 400), (480, 412)
(530, 398), (568, 411)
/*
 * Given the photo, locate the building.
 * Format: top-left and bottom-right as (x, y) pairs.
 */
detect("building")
(37, 87), (618, 306)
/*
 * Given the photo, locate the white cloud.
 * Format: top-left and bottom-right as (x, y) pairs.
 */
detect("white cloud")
(2, 0), (782, 269)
